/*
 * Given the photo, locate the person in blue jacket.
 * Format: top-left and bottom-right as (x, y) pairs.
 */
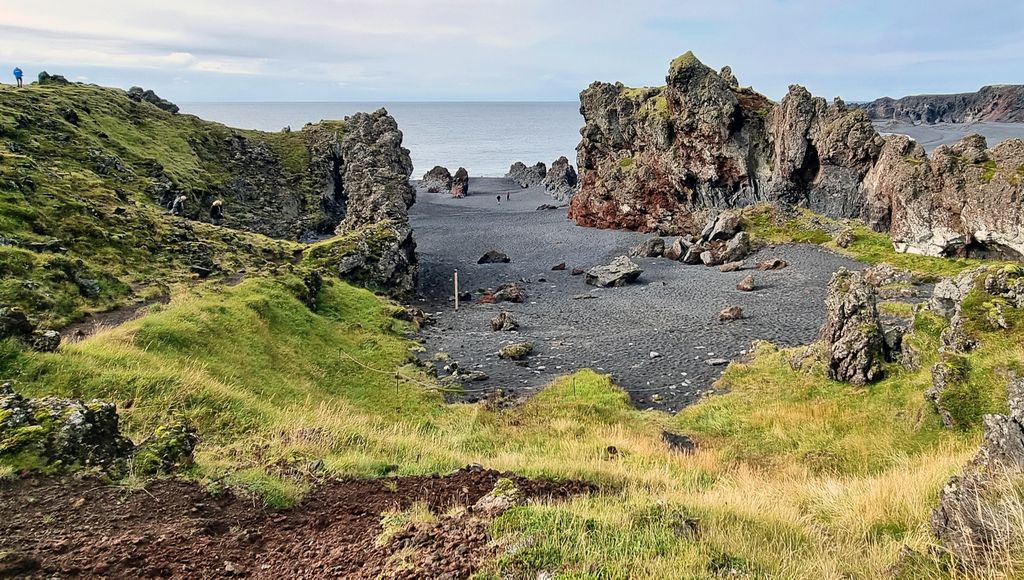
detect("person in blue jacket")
(13, 67), (23, 87)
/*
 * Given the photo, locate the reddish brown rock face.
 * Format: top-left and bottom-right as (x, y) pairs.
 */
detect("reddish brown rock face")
(570, 51), (1024, 262)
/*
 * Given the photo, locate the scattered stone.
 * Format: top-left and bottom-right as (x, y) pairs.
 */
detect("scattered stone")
(570, 268), (585, 276)
(630, 237), (666, 258)
(457, 370), (489, 382)
(863, 263), (914, 287)
(821, 268), (884, 386)
(551, 263), (567, 271)
(132, 416), (199, 475)
(498, 342), (533, 360)
(473, 478), (523, 516)
(664, 238), (687, 261)
(834, 228), (854, 248)
(719, 261), (743, 273)
(536, 204), (560, 211)
(585, 256), (643, 288)
(756, 259), (788, 271)
(493, 283), (527, 303)
(422, 166), (453, 193)
(29, 330), (61, 353)
(736, 275), (755, 292)
(451, 167), (469, 198)
(940, 311), (978, 353)
(707, 212), (742, 242)
(721, 232), (751, 263)
(649, 351), (661, 359)
(662, 431), (697, 454)
(699, 249), (723, 267)
(0, 307), (33, 341)
(573, 294), (596, 300)
(682, 244), (706, 265)
(490, 311), (520, 332)
(478, 250), (511, 264)
(37, 71), (70, 85)
(705, 358), (729, 367)
(719, 306), (744, 321)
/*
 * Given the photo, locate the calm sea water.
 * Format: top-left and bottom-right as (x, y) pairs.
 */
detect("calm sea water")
(179, 102), (583, 178)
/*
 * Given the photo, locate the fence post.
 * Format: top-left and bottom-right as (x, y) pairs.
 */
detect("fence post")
(454, 270), (460, 311)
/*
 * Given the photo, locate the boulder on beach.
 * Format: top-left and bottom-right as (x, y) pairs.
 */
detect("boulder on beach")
(720, 261), (744, 273)
(585, 256), (643, 287)
(451, 167), (469, 198)
(506, 161), (547, 188)
(491, 311), (520, 332)
(736, 275), (755, 292)
(493, 283), (527, 303)
(630, 237), (665, 258)
(422, 166), (453, 193)
(478, 250), (511, 264)
(719, 306), (744, 321)
(756, 259), (788, 271)
(498, 342), (534, 360)
(664, 238), (687, 261)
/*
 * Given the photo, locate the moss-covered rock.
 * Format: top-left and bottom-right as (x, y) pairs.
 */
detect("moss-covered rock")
(132, 416), (199, 475)
(498, 342), (534, 360)
(0, 382), (133, 471)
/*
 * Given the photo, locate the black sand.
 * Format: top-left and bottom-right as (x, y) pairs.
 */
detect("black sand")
(410, 178), (862, 411)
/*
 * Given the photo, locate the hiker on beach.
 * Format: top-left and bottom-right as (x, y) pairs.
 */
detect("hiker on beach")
(210, 199), (224, 225)
(496, 195), (501, 204)
(506, 192), (510, 201)
(12, 67), (23, 87)
(169, 195), (186, 216)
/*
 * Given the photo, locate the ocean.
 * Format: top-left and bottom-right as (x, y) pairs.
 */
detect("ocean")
(179, 102), (583, 178)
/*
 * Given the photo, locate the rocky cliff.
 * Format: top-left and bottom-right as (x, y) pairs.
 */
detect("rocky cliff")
(0, 80), (418, 324)
(570, 52), (882, 234)
(571, 52), (1024, 260)
(857, 85), (1024, 123)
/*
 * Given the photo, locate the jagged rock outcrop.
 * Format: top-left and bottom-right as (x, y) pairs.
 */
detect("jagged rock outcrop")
(451, 167), (469, 198)
(569, 52), (1024, 262)
(506, 162), (547, 188)
(127, 86), (180, 114)
(325, 109), (418, 297)
(422, 166), (453, 193)
(543, 156), (578, 201)
(571, 52), (773, 234)
(932, 374), (1024, 567)
(766, 88), (885, 219)
(821, 268), (885, 385)
(858, 85), (1024, 124)
(865, 134), (1024, 258)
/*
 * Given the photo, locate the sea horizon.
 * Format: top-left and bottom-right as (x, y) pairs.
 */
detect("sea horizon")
(180, 101), (584, 178)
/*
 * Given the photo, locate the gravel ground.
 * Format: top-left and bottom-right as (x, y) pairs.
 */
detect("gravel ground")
(410, 178), (862, 411)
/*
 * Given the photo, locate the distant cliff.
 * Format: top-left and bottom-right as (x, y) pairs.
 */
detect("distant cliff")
(856, 85), (1024, 123)
(570, 52), (1024, 260)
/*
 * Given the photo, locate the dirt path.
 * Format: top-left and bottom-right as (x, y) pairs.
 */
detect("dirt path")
(0, 468), (592, 578)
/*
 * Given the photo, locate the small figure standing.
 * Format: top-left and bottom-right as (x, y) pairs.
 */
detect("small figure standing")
(506, 191), (510, 201)
(210, 199), (224, 225)
(13, 67), (23, 88)
(496, 195), (501, 204)
(169, 194), (186, 216)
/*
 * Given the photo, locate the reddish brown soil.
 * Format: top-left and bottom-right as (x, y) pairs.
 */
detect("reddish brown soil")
(0, 468), (593, 578)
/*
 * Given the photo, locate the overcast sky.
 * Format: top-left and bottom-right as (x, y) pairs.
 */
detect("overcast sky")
(2, 0), (1022, 103)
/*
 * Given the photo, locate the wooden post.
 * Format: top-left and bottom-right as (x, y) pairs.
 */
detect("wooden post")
(454, 270), (460, 311)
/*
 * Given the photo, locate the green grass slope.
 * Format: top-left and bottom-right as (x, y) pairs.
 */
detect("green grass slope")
(0, 82), (349, 327)
(3, 267), (1020, 576)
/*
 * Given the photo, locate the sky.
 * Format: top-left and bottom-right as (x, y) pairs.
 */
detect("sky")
(1, 0), (1022, 103)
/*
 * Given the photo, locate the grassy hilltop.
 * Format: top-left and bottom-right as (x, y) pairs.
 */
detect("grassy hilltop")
(2, 80), (1024, 577)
